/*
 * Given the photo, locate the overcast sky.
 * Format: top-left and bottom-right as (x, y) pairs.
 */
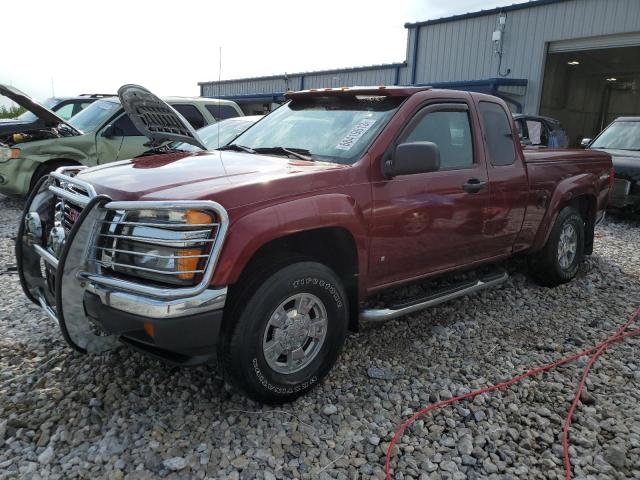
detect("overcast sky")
(1, 0), (529, 107)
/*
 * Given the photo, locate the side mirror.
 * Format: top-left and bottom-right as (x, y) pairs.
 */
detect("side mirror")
(384, 141), (440, 177)
(580, 138), (592, 148)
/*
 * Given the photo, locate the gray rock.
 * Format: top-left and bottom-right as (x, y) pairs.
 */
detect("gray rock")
(605, 446), (626, 468)
(163, 457), (187, 471)
(367, 366), (397, 380)
(38, 446), (54, 465)
(323, 404), (338, 415)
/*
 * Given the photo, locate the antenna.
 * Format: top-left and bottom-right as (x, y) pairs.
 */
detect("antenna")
(217, 46), (222, 149)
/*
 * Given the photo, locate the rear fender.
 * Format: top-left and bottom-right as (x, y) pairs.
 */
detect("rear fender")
(531, 174), (596, 251)
(211, 194), (368, 290)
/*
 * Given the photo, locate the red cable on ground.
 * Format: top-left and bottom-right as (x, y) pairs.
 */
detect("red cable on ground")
(385, 307), (640, 480)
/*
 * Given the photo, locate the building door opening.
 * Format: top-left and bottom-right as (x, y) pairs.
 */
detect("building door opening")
(539, 45), (640, 147)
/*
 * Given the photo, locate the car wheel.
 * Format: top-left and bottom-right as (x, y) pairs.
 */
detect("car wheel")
(529, 206), (584, 287)
(219, 261), (348, 404)
(29, 161), (77, 193)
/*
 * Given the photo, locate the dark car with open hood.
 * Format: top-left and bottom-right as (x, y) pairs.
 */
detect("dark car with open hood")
(17, 84), (612, 404)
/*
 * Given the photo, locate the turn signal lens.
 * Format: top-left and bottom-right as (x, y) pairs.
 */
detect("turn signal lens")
(0, 147), (20, 161)
(185, 209), (213, 225)
(177, 248), (203, 280)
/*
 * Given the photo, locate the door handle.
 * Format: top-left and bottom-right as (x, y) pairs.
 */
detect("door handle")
(462, 178), (487, 193)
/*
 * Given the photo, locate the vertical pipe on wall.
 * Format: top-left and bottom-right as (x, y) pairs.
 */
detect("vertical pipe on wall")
(410, 27), (421, 85)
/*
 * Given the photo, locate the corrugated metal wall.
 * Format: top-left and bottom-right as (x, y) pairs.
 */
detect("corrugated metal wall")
(411, 0), (640, 113)
(200, 0), (640, 113)
(200, 65), (406, 98)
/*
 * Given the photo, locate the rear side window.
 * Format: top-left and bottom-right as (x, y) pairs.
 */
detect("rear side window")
(172, 104), (206, 129)
(205, 104), (240, 120)
(479, 102), (516, 166)
(402, 110), (474, 170)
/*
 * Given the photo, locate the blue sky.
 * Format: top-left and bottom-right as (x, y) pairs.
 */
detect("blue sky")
(1, 0), (529, 106)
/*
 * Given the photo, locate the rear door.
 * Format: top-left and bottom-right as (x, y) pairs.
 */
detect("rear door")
(476, 101), (529, 256)
(370, 101), (492, 286)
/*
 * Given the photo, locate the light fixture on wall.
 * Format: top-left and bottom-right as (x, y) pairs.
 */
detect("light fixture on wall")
(606, 77), (617, 82)
(567, 60), (580, 65)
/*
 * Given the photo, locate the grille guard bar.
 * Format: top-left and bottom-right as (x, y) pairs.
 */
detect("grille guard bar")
(16, 167), (230, 353)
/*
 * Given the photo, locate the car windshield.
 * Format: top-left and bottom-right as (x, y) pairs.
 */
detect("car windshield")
(591, 121), (640, 151)
(230, 95), (405, 164)
(16, 97), (59, 122)
(68, 99), (120, 133)
(173, 117), (259, 152)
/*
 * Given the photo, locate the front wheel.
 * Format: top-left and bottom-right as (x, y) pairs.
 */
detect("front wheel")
(219, 261), (348, 404)
(529, 206), (585, 287)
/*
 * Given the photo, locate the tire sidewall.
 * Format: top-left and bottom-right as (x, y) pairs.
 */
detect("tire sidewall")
(551, 210), (584, 281)
(231, 262), (348, 401)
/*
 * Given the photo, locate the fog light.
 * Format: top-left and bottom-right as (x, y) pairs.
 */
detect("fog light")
(25, 212), (43, 240)
(47, 226), (66, 256)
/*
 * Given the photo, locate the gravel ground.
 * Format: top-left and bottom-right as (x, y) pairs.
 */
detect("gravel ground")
(0, 196), (639, 480)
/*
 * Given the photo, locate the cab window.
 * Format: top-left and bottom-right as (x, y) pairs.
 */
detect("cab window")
(172, 104), (206, 129)
(479, 102), (516, 166)
(401, 109), (474, 170)
(54, 103), (75, 120)
(205, 104), (240, 120)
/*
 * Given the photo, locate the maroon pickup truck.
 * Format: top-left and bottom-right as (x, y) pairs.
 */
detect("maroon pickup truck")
(17, 85), (612, 403)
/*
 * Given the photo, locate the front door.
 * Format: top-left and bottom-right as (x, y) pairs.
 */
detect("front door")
(96, 113), (150, 164)
(370, 102), (491, 288)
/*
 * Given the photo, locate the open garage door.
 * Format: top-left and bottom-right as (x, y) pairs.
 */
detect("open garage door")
(540, 35), (640, 147)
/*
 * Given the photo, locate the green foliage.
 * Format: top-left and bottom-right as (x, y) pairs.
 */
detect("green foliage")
(0, 105), (26, 119)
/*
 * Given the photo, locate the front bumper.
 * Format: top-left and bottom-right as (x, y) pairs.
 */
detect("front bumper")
(17, 167), (229, 364)
(0, 157), (37, 196)
(609, 178), (640, 209)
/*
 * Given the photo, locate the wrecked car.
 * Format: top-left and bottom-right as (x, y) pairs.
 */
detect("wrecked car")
(0, 84), (242, 196)
(584, 116), (640, 211)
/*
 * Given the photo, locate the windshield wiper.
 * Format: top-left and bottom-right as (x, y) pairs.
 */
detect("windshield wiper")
(218, 144), (256, 154)
(253, 146), (313, 161)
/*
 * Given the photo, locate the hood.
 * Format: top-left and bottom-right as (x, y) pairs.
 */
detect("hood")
(76, 150), (348, 209)
(118, 84), (206, 149)
(0, 84), (80, 133)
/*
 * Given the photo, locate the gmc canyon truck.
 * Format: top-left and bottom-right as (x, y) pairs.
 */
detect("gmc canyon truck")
(17, 85), (612, 404)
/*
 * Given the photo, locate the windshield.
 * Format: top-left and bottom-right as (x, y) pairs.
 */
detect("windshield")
(591, 121), (640, 151)
(230, 95), (405, 164)
(173, 117), (258, 152)
(69, 99), (120, 133)
(16, 97), (59, 122)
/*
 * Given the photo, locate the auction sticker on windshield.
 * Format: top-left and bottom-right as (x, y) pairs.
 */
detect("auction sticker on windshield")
(335, 119), (377, 151)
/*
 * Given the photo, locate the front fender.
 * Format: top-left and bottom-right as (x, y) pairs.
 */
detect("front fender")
(211, 193), (368, 286)
(531, 173), (597, 251)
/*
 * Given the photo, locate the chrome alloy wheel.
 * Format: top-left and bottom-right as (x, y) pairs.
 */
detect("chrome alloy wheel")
(557, 223), (578, 270)
(262, 293), (328, 374)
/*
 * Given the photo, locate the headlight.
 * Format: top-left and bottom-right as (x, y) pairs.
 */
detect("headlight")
(0, 147), (20, 162)
(96, 209), (218, 286)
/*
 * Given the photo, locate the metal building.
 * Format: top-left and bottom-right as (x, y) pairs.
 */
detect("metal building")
(199, 0), (640, 144)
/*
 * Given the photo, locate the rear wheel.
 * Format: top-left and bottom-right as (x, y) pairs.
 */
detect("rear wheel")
(529, 206), (584, 287)
(219, 261), (348, 404)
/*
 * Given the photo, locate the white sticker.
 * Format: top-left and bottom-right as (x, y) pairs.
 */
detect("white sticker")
(335, 119), (377, 151)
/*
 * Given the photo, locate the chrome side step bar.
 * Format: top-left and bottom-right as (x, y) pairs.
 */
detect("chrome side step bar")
(360, 271), (509, 323)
